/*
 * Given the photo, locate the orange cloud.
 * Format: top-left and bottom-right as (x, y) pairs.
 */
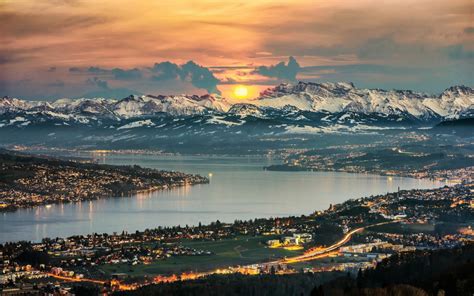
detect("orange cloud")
(1, 0), (472, 98)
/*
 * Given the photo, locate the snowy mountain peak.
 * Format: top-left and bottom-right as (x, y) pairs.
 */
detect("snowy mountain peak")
(0, 93), (233, 120)
(441, 85), (473, 97)
(109, 94), (231, 117)
(228, 103), (264, 117)
(253, 82), (473, 119)
(0, 96), (36, 112)
(0, 83), (472, 123)
(260, 81), (356, 99)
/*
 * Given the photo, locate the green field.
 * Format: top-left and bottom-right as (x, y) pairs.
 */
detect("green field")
(99, 235), (303, 277)
(368, 221), (474, 235)
(368, 223), (435, 234)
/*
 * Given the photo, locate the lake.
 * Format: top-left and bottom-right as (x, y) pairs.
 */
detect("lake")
(0, 154), (444, 243)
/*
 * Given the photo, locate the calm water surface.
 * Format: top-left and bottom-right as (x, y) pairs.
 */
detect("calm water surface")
(0, 154), (444, 243)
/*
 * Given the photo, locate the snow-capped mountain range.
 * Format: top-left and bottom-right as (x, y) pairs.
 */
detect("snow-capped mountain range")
(255, 82), (473, 120)
(0, 94), (231, 119)
(0, 82), (472, 133)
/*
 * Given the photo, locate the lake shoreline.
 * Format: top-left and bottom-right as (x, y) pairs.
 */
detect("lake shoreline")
(0, 154), (443, 244)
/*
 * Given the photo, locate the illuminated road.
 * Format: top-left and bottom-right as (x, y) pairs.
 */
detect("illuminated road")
(47, 273), (134, 290)
(47, 273), (105, 285)
(45, 220), (401, 290)
(279, 227), (364, 263)
(278, 220), (401, 264)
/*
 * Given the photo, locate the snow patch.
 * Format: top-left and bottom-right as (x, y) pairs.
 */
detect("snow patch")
(117, 119), (155, 130)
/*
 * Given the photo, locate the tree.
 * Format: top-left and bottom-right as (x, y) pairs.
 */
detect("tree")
(71, 285), (100, 296)
(270, 266), (276, 275)
(16, 250), (50, 267)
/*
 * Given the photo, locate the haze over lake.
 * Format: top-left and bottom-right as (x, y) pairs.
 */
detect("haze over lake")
(0, 154), (444, 243)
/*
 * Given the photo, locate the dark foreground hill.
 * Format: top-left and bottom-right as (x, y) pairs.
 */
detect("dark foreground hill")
(111, 243), (474, 296)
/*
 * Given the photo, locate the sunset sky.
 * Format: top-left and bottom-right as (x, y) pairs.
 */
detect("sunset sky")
(1, 0), (473, 100)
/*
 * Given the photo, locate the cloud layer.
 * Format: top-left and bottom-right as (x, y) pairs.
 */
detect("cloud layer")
(151, 61), (221, 94)
(256, 57), (300, 80)
(0, 0), (472, 99)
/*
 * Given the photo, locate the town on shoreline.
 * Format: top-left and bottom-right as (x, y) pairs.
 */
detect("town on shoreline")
(265, 145), (474, 183)
(0, 151), (209, 212)
(1, 167), (472, 294)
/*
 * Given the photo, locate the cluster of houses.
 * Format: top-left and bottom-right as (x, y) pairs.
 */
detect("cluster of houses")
(267, 233), (313, 249)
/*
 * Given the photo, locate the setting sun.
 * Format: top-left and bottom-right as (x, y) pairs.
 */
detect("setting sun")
(233, 85), (249, 99)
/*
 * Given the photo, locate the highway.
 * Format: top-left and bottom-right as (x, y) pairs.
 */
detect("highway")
(45, 220), (401, 290)
(279, 220), (400, 264)
(46, 273), (134, 290)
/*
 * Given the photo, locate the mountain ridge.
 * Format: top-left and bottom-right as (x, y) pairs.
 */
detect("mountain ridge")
(0, 82), (472, 135)
(1, 82), (472, 120)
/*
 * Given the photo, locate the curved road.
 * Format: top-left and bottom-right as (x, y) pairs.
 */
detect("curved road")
(279, 220), (400, 264)
(46, 220), (400, 289)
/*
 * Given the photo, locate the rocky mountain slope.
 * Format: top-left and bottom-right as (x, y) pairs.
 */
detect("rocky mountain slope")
(0, 83), (472, 142)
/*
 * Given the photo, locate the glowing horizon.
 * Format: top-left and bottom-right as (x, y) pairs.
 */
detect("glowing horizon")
(0, 0), (472, 100)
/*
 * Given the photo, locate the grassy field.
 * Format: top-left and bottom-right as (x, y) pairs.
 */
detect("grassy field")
(99, 235), (303, 277)
(368, 222), (436, 234)
(368, 221), (474, 235)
